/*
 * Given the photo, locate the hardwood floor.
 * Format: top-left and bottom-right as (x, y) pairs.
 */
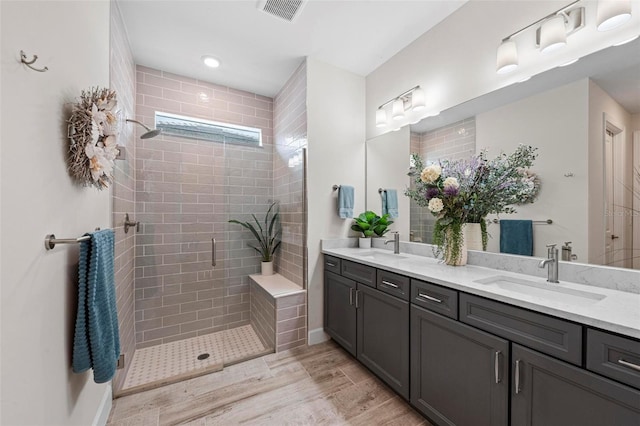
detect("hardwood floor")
(108, 340), (431, 426)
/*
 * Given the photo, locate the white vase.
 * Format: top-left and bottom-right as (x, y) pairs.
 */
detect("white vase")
(464, 222), (484, 251)
(359, 237), (372, 249)
(261, 261), (274, 275)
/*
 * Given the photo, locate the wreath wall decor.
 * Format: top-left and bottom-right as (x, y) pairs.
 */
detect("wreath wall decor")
(67, 87), (119, 190)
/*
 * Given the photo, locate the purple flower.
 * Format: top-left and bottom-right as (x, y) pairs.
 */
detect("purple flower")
(425, 187), (440, 200)
(444, 186), (459, 196)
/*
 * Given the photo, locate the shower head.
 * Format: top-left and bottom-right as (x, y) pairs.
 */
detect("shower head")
(126, 119), (162, 139)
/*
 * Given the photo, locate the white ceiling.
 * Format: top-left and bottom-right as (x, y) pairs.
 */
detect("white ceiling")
(117, 0), (467, 98)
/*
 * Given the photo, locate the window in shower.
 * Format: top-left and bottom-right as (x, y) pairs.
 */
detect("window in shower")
(155, 111), (263, 146)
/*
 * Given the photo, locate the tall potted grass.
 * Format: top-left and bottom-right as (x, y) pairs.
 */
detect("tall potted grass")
(229, 202), (282, 275)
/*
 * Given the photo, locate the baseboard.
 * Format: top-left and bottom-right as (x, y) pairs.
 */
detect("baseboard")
(93, 385), (112, 426)
(308, 328), (330, 345)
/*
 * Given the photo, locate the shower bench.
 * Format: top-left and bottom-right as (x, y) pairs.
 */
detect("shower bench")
(249, 274), (307, 353)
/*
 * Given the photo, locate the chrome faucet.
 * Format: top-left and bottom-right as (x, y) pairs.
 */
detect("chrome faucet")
(384, 232), (400, 254)
(538, 244), (559, 283)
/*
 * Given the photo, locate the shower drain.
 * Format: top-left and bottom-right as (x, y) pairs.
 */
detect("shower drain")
(197, 353), (210, 361)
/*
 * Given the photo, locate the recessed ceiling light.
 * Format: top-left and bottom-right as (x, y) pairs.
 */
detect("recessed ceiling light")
(202, 56), (221, 68)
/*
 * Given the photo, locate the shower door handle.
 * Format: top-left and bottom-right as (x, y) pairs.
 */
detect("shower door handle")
(211, 238), (216, 267)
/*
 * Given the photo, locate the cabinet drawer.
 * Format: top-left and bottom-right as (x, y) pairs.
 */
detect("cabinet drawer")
(323, 255), (341, 274)
(341, 260), (376, 287)
(587, 328), (640, 389)
(377, 270), (410, 301)
(411, 279), (458, 320)
(460, 293), (582, 365)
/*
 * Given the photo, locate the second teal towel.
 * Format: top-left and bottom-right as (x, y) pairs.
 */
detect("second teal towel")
(499, 220), (533, 256)
(381, 189), (398, 218)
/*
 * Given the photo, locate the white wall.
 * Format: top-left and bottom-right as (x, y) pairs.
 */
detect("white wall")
(1, 1), (112, 424)
(588, 80), (634, 265)
(366, 0), (640, 140)
(365, 127), (410, 238)
(306, 57), (365, 342)
(476, 80), (590, 259)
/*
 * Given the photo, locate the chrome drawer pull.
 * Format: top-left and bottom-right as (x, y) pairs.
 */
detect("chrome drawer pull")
(355, 290), (360, 309)
(326, 262), (336, 267)
(495, 351), (501, 384)
(349, 288), (354, 306)
(618, 359), (640, 372)
(515, 360), (521, 394)
(381, 280), (399, 288)
(418, 293), (442, 304)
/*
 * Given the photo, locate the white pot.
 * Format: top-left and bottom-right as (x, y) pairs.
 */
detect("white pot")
(261, 261), (274, 275)
(359, 237), (372, 249)
(464, 222), (484, 251)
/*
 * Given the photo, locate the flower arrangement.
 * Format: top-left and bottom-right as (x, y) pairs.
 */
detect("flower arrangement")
(67, 87), (119, 190)
(405, 144), (539, 264)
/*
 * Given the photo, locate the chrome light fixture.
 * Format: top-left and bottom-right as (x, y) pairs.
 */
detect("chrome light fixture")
(596, 0), (632, 31)
(540, 15), (568, 53)
(375, 86), (426, 128)
(496, 39), (519, 74)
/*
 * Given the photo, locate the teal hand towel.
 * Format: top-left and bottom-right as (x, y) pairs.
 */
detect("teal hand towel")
(381, 189), (398, 219)
(499, 220), (533, 256)
(338, 185), (354, 219)
(72, 229), (120, 383)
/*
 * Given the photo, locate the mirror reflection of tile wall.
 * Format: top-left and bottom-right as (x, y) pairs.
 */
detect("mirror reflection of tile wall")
(409, 117), (476, 244)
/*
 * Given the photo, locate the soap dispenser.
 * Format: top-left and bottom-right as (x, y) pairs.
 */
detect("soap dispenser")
(561, 242), (578, 261)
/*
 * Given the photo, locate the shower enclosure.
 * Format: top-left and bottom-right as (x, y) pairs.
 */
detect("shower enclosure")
(114, 103), (303, 394)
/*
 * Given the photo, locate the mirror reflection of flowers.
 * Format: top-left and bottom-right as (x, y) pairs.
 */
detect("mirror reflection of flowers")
(67, 88), (119, 190)
(405, 144), (539, 264)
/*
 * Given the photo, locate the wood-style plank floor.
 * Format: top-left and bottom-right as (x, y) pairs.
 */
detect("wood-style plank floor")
(107, 340), (431, 426)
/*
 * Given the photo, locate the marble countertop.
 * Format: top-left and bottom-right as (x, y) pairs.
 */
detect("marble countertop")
(322, 247), (640, 339)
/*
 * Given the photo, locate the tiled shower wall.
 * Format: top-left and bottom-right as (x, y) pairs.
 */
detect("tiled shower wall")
(273, 61), (307, 287)
(409, 117), (476, 244)
(133, 66), (274, 348)
(110, 2), (136, 390)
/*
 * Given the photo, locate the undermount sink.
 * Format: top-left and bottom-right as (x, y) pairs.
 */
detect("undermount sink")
(474, 275), (606, 305)
(356, 250), (408, 261)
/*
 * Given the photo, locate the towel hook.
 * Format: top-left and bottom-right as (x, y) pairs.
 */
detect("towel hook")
(378, 188), (386, 194)
(332, 185), (340, 191)
(20, 50), (48, 72)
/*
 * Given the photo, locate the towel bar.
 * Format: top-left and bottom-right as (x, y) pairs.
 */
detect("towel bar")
(44, 234), (91, 250)
(332, 184), (341, 191)
(378, 188), (387, 194)
(491, 219), (552, 225)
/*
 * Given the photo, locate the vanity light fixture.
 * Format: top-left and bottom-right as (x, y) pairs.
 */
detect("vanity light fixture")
(375, 85), (425, 128)
(392, 99), (405, 120)
(540, 14), (568, 53)
(496, 39), (519, 74)
(596, 0), (632, 31)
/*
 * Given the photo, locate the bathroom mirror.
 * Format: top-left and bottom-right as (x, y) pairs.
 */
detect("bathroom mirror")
(366, 38), (640, 269)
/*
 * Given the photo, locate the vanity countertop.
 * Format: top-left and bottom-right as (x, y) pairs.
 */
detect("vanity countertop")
(322, 247), (640, 339)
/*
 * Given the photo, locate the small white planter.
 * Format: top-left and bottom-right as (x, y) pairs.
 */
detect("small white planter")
(261, 261), (274, 275)
(359, 237), (372, 249)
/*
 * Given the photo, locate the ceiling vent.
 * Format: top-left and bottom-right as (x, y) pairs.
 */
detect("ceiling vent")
(258, 0), (306, 22)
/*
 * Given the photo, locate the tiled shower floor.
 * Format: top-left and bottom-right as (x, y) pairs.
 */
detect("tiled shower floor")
(120, 324), (269, 394)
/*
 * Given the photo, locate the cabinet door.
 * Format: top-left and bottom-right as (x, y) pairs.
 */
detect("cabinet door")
(512, 344), (640, 426)
(411, 305), (509, 426)
(324, 271), (356, 356)
(357, 284), (409, 399)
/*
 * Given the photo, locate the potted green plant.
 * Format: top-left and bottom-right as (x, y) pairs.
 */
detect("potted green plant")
(228, 202), (281, 275)
(351, 211), (394, 248)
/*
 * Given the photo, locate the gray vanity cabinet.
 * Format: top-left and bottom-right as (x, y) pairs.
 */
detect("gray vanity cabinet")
(357, 283), (410, 399)
(324, 271), (357, 356)
(511, 344), (640, 426)
(323, 257), (410, 399)
(411, 305), (509, 426)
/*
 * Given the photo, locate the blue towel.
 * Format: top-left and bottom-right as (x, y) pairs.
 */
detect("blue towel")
(381, 189), (399, 219)
(72, 229), (120, 383)
(338, 185), (354, 219)
(499, 220), (533, 256)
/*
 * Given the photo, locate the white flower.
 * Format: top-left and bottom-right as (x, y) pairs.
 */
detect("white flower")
(443, 177), (459, 190)
(420, 164), (442, 183)
(428, 197), (444, 213)
(85, 142), (113, 181)
(91, 103), (106, 135)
